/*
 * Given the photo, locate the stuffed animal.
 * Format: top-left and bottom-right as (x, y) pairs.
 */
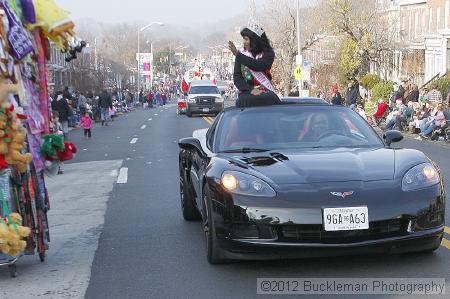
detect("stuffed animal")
(9, 213), (31, 238)
(41, 134), (64, 160)
(4, 126), (32, 166)
(31, 0), (86, 61)
(0, 78), (19, 104)
(56, 141), (77, 162)
(0, 213), (30, 256)
(32, 0), (75, 49)
(0, 107), (10, 154)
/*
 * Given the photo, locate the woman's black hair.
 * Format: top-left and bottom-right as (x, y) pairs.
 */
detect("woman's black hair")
(240, 27), (272, 56)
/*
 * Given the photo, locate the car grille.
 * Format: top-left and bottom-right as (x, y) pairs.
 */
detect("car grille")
(195, 97), (215, 106)
(277, 219), (409, 244)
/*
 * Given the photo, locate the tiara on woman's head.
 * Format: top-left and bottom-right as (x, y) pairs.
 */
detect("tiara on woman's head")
(246, 18), (264, 37)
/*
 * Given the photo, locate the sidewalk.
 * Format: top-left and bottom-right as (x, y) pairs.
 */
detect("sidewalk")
(0, 160), (122, 298)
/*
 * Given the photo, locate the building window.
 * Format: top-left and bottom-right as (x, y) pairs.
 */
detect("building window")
(402, 16), (405, 31)
(446, 1), (450, 29)
(437, 7), (441, 30)
(429, 8), (433, 32)
(422, 10), (426, 34)
(414, 12), (419, 37)
(408, 15), (412, 37)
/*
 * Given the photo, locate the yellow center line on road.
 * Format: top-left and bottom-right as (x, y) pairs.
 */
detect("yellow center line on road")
(441, 238), (450, 250)
(203, 116), (213, 125)
(444, 226), (450, 234)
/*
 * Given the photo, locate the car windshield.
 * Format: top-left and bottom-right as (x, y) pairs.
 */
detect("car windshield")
(216, 106), (383, 152)
(189, 86), (219, 94)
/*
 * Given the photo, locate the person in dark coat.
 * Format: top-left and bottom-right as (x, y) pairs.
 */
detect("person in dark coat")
(98, 89), (112, 126)
(405, 84), (419, 102)
(330, 84), (342, 105)
(55, 92), (72, 139)
(229, 21), (281, 107)
(345, 81), (360, 109)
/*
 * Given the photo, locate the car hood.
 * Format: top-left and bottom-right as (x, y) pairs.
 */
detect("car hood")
(224, 147), (396, 184)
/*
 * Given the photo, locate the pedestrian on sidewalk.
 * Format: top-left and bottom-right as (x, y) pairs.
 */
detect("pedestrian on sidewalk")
(427, 84), (443, 104)
(99, 89), (112, 126)
(80, 112), (93, 139)
(55, 92), (73, 139)
(78, 91), (88, 115)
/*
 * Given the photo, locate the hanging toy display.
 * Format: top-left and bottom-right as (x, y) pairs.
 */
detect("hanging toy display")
(0, 0), (80, 278)
(30, 0), (86, 62)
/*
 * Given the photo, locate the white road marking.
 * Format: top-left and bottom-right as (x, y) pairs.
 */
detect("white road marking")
(117, 167), (128, 184)
(126, 157), (131, 161)
(148, 118), (152, 121)
(154, 114), (158, 116)
(130, 138), (138, 144)
(141, 125), (146, 129)
(110, 169), (118, 177)
(116, 136), (121, 139)
(146, 162), (152, 165)
(83, 149), (87, 151)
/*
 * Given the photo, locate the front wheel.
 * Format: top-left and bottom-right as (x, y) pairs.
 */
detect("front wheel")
(180, 167), (200, 221)
(202, 185), (227, 264)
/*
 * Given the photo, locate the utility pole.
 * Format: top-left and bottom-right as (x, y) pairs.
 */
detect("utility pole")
(296, 0), (303, 96)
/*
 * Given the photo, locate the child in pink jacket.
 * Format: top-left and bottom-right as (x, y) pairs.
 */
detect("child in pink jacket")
(80, 112), (93, 139)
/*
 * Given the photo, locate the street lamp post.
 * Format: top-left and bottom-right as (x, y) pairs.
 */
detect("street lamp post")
(296, 0), (303, 96)
(137, 22), (163, 100)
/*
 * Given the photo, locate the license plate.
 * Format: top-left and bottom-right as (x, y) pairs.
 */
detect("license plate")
(323, 207), (369, 231)
(203, 108), (210, 112)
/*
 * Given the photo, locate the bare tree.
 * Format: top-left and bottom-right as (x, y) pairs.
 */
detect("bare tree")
(260, 0), (325, 95)
(326, 0), (398, 77)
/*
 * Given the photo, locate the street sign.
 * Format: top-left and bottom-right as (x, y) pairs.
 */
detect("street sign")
(136, 53), (153, 62)
(295, 54), (303, 66)
(294, 66), (302, 80)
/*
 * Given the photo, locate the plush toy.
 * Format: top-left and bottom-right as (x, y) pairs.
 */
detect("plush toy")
(4, 126), (33, 167)
(0, 108), (10, 154)
(31, 0), (86, 61)
(41, 134), (64, 160)
(0, 213), (30, 256)
(56, 141), (76, 162)
(32, 0), (74, 49)
(0, 77), (19, 103)
(9, 213), (31, 238)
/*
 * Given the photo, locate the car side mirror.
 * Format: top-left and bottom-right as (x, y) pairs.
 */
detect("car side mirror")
(383, 130), (403, 146)
(178, 137), (206, 156)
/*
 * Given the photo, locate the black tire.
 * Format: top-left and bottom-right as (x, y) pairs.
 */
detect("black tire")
(202, 185), (227, 264)
(180, 165), (201, 221)
(186, 110), (192, 117)
(9, 265), (17, 278)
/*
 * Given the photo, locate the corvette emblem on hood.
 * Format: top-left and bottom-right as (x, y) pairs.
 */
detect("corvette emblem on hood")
(330, 191), (354, 198)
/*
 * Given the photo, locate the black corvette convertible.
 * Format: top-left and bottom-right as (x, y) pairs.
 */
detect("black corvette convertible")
(178, 103), (445, 264)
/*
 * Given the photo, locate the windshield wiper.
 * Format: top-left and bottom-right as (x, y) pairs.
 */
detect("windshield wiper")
(219, 147), (271, 153)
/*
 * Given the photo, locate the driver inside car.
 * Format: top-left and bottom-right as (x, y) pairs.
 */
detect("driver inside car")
(298, 112), (331, 141)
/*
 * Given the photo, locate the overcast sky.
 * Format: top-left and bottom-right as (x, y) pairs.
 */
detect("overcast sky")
(55, 0), (250, 25)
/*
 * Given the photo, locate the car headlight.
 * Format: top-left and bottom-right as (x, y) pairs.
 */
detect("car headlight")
(402, 163), (440, 192)
(221, 171), (276, 197)
(187, 97), (196, 103)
